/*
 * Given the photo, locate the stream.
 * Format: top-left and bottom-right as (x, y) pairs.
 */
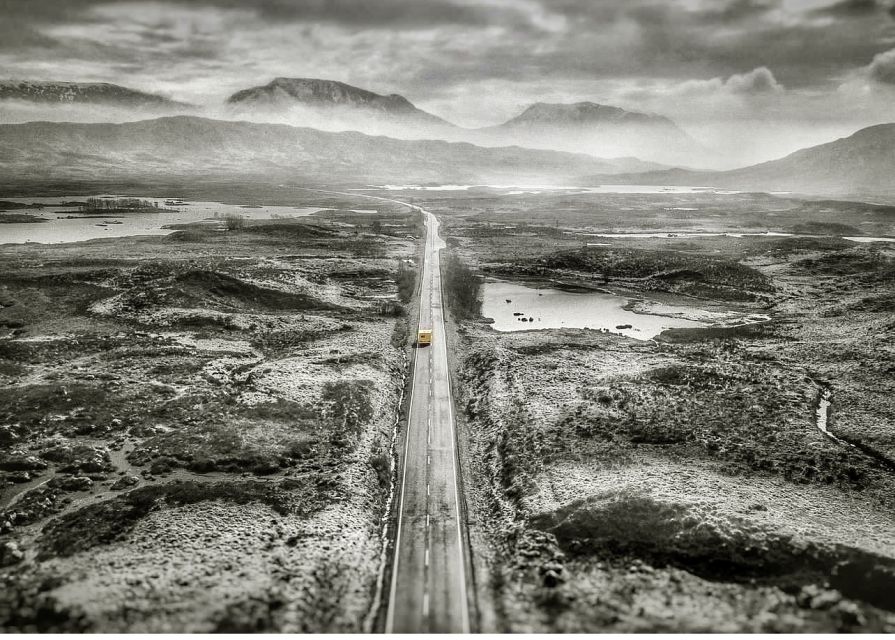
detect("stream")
(814, 388), (847, 446)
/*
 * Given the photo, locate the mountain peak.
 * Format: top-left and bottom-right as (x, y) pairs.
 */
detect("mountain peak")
(226, 77), (443, 123)
(0, 80), (189, 108)
(503, 101), (676, 128)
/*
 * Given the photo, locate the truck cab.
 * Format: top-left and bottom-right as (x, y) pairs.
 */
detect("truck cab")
(417, 328), (433, 346)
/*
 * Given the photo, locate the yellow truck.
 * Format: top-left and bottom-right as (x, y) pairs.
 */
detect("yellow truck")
(417, 328), (433, 346)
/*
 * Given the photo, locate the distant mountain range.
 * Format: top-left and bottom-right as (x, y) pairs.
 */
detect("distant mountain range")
(605, 123), (895, 198)
(3, 78), (894, 198)
(223, 79), (680, 168)
(0, 115), (639, 186)
(0, 81), (190, 108)
(0, 76), (690, 168)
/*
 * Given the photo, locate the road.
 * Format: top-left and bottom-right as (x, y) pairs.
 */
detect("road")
(284, 187), (471, 631)
(385, 208), (471, 633)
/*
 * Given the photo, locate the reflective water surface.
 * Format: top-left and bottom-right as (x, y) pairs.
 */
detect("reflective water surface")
(1, 195), (321, 244)
(481, 280), (706, 339)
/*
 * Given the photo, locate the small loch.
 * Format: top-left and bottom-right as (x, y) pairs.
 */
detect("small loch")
(481, 280), (706, 340)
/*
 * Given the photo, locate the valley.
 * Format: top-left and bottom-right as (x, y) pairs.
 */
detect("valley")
(1, 182), (893, 633)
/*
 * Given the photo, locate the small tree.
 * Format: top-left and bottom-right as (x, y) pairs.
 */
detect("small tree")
(443, 255), (482, 319)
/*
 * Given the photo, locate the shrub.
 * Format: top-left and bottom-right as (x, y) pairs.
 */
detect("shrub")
(223, 213), (245, 231)
(443, 254), (482, 320)
(369, 446), (391, 491)
(396, 262), (417, 304)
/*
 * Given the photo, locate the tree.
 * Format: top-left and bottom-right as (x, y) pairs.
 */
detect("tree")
(443, 255), (482, 319)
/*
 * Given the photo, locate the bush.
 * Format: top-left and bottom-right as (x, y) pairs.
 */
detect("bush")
(391, 315), (409, 348)
(443, 254), (482, 320)
(369, 446), (391, 491)
(396, 262), (417, 304)
(223, 213), (245, 231)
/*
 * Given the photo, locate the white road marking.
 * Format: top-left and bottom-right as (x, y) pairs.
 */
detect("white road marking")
(424, 548), (429, 567)
(422, 593), (430, 617)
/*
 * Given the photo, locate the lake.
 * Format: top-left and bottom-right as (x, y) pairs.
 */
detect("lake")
(366, 184), (742, 194)
(0, 195), (321, 245)
(580, 231), (895, 244)
(481, 280), (706, 339)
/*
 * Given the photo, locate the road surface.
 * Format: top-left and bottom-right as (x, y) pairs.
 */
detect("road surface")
(385, 209), (471, 633)
(284, 187), (471, 631)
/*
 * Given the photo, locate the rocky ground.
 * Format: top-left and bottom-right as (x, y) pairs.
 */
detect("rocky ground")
(429, 190), (895, 632)
(0, 204), (421, 632)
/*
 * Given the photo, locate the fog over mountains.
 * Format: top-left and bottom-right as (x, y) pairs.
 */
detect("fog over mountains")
(0, 81), (190, 108)
(0, 116), (635, 187)
(0, 77), (695, 168)
(0, 80), (193, 126)
(604, 124), (895, 198)
(1, 76), (894, 198)
(226, 77), (452, 129)
(473, 101), (704, 168)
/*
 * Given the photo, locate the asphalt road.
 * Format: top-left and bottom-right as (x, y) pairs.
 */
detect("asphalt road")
(385, 209), (471, 633)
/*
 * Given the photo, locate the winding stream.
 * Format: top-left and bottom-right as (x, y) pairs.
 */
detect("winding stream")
(814, 388), (847, 446)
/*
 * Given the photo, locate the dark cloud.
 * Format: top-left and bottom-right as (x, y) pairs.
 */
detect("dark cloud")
(696, 0), (777, 23)
(812, 0), (883, 17)
(868, 48), (895, 83)
(2, 0), (895, 112)
(0, 18), (59, 51)
(0, 0), (505, 29)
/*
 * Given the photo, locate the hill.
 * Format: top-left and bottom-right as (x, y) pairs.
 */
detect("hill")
(0, 115), (638, 187)
(601, 123), (895, 199)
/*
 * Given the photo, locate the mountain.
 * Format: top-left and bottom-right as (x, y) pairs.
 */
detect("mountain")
(0, 80), (190, 108)
(0, 115), (644, 187)
(603, 123), (895, 198)
(493, 102), (679, 130)
(715, 123), (895, 196)
(474, 101), (704, 168)
(225, 77), (453, 135)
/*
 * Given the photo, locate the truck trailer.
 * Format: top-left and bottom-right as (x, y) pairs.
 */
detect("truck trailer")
(417, 328), (433, 346)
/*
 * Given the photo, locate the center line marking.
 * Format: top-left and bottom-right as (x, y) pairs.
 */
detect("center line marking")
(424, 548), (429, 566)
(422, 593), (430, 617)
(427, 484), (430, 496)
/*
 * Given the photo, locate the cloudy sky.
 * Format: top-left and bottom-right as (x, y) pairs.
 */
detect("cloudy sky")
(2, 0), (895, 164)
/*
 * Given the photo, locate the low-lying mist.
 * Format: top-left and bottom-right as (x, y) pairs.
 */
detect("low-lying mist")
(1, 100), (887, 175)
